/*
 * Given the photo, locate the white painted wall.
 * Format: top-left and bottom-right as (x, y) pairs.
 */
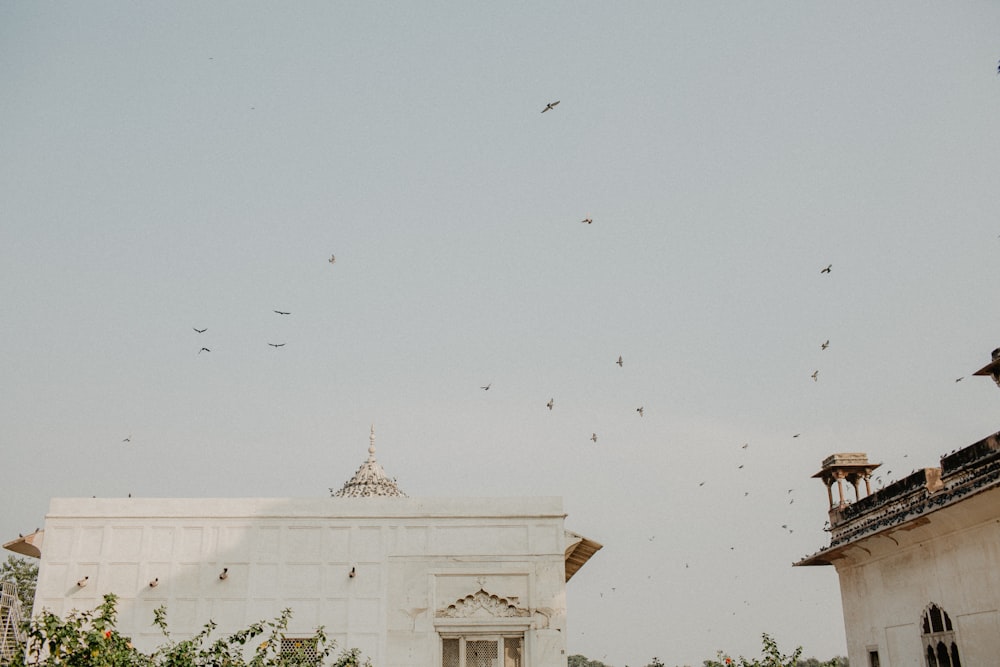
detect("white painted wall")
(830, 486), (1000, 666)
(34, 497), (575, 667)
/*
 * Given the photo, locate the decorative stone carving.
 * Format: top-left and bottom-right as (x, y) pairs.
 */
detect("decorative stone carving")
(436, 589), (530, 618)
(331, 426), (407, 498)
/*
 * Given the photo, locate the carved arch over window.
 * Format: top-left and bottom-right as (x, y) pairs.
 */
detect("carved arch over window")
(437, 588), (531, 619)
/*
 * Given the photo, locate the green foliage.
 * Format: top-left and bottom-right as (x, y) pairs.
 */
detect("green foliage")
(24, 593), (142, 667)
(796, 659), (847, 667)
(18, 593), (372, 667)
(0, 555), (38, 614)
(702, 633), (803, 667)
(329, 648), (369, 667)
(568, 655), (613, 667)
(576, 645), (845, 667)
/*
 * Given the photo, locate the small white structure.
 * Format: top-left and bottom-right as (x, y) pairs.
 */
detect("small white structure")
(13, 428), (601, 667)
(797, 430), (1000, 667)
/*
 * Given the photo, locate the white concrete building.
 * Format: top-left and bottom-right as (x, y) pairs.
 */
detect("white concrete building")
(6, 429), (601, 667)
(797, 430), (1000, 667)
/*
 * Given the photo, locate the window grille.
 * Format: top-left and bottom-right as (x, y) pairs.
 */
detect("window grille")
(467, 639), (498, 667)
(280, 637), (321, 666)
(443, 638), (460, 667)
(503, 637), (523, 667)
(920, 604), (961, 667)
(441, 635), (523, 667)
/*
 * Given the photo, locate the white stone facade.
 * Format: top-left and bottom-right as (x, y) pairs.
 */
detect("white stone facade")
(798, 431), (1000, 667)
(833, 487), (1000, 665)
(32, 496), (594, 667)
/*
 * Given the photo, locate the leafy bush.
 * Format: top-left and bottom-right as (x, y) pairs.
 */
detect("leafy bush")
(702, 634), (844, 667)
(0, 555), (38, 614)
(18, 593), (371, 667)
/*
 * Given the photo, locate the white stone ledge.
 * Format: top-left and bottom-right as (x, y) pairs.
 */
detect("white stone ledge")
(45, 497), (566, 520)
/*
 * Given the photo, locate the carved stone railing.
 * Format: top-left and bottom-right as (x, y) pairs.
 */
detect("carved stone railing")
(941, 432), (1000, 473)
(836, 469), (932, 523)
(825, 457), (1000, 549)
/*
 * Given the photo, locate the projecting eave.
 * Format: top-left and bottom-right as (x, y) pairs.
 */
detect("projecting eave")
(794, 507), (930, 568)
(3, 530), (43, 559)
(973, 356), (1000, 377)
(794, 545), (843, 567)
(564, 530), (602, 582)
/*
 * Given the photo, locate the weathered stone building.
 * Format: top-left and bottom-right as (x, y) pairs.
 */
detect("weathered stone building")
(797, 429), (1000, 666)
(5, 428), (601, 666)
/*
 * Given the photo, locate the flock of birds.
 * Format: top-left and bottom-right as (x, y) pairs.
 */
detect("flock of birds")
(62, 56), (998, 667)
(191, 307), (296, 355)
(112, 97), (990, 547)
(159, 98), (839, 477)
(480, 335), (640, 444)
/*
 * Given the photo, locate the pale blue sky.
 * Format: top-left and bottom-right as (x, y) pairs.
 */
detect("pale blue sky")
(3, 3), (1000, 665)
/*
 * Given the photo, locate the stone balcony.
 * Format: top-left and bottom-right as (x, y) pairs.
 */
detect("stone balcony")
(797, 430), (1000, 566)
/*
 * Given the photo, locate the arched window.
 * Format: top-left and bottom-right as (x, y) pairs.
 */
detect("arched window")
(921, 604), (961, 667)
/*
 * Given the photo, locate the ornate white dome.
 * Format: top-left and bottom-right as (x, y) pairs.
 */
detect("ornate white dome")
(330, 425), (406, 498)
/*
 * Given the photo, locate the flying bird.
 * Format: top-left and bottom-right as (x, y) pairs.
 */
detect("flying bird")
(811, 370), (819, 382)
(193, 328), (207, 333)
(955, 376), (964, 382)
(274, 310), (290, 315)
(481, 383), (491, 391)
(198, 347), (210, 354)
(821, 340), (829, 350)
(821, 264), (832, 274)
(590, 433), (598, 443)
(546, 398), (554, 410)
(616, 355), (623, 367)
(793, 433), (801, 438)
(122, 436), (131, 443)
(581, 217), (593, 224)
(541, 100), (560, 113)
(328, 255), (336, 264)
(636, 407), (644, 417)
(219, 568), (228, 580)
(268, 343), (285, 348)
(741, 442), (749, 449)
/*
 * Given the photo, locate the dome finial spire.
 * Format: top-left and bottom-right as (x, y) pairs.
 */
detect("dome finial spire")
(330, 425), (406, 498)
